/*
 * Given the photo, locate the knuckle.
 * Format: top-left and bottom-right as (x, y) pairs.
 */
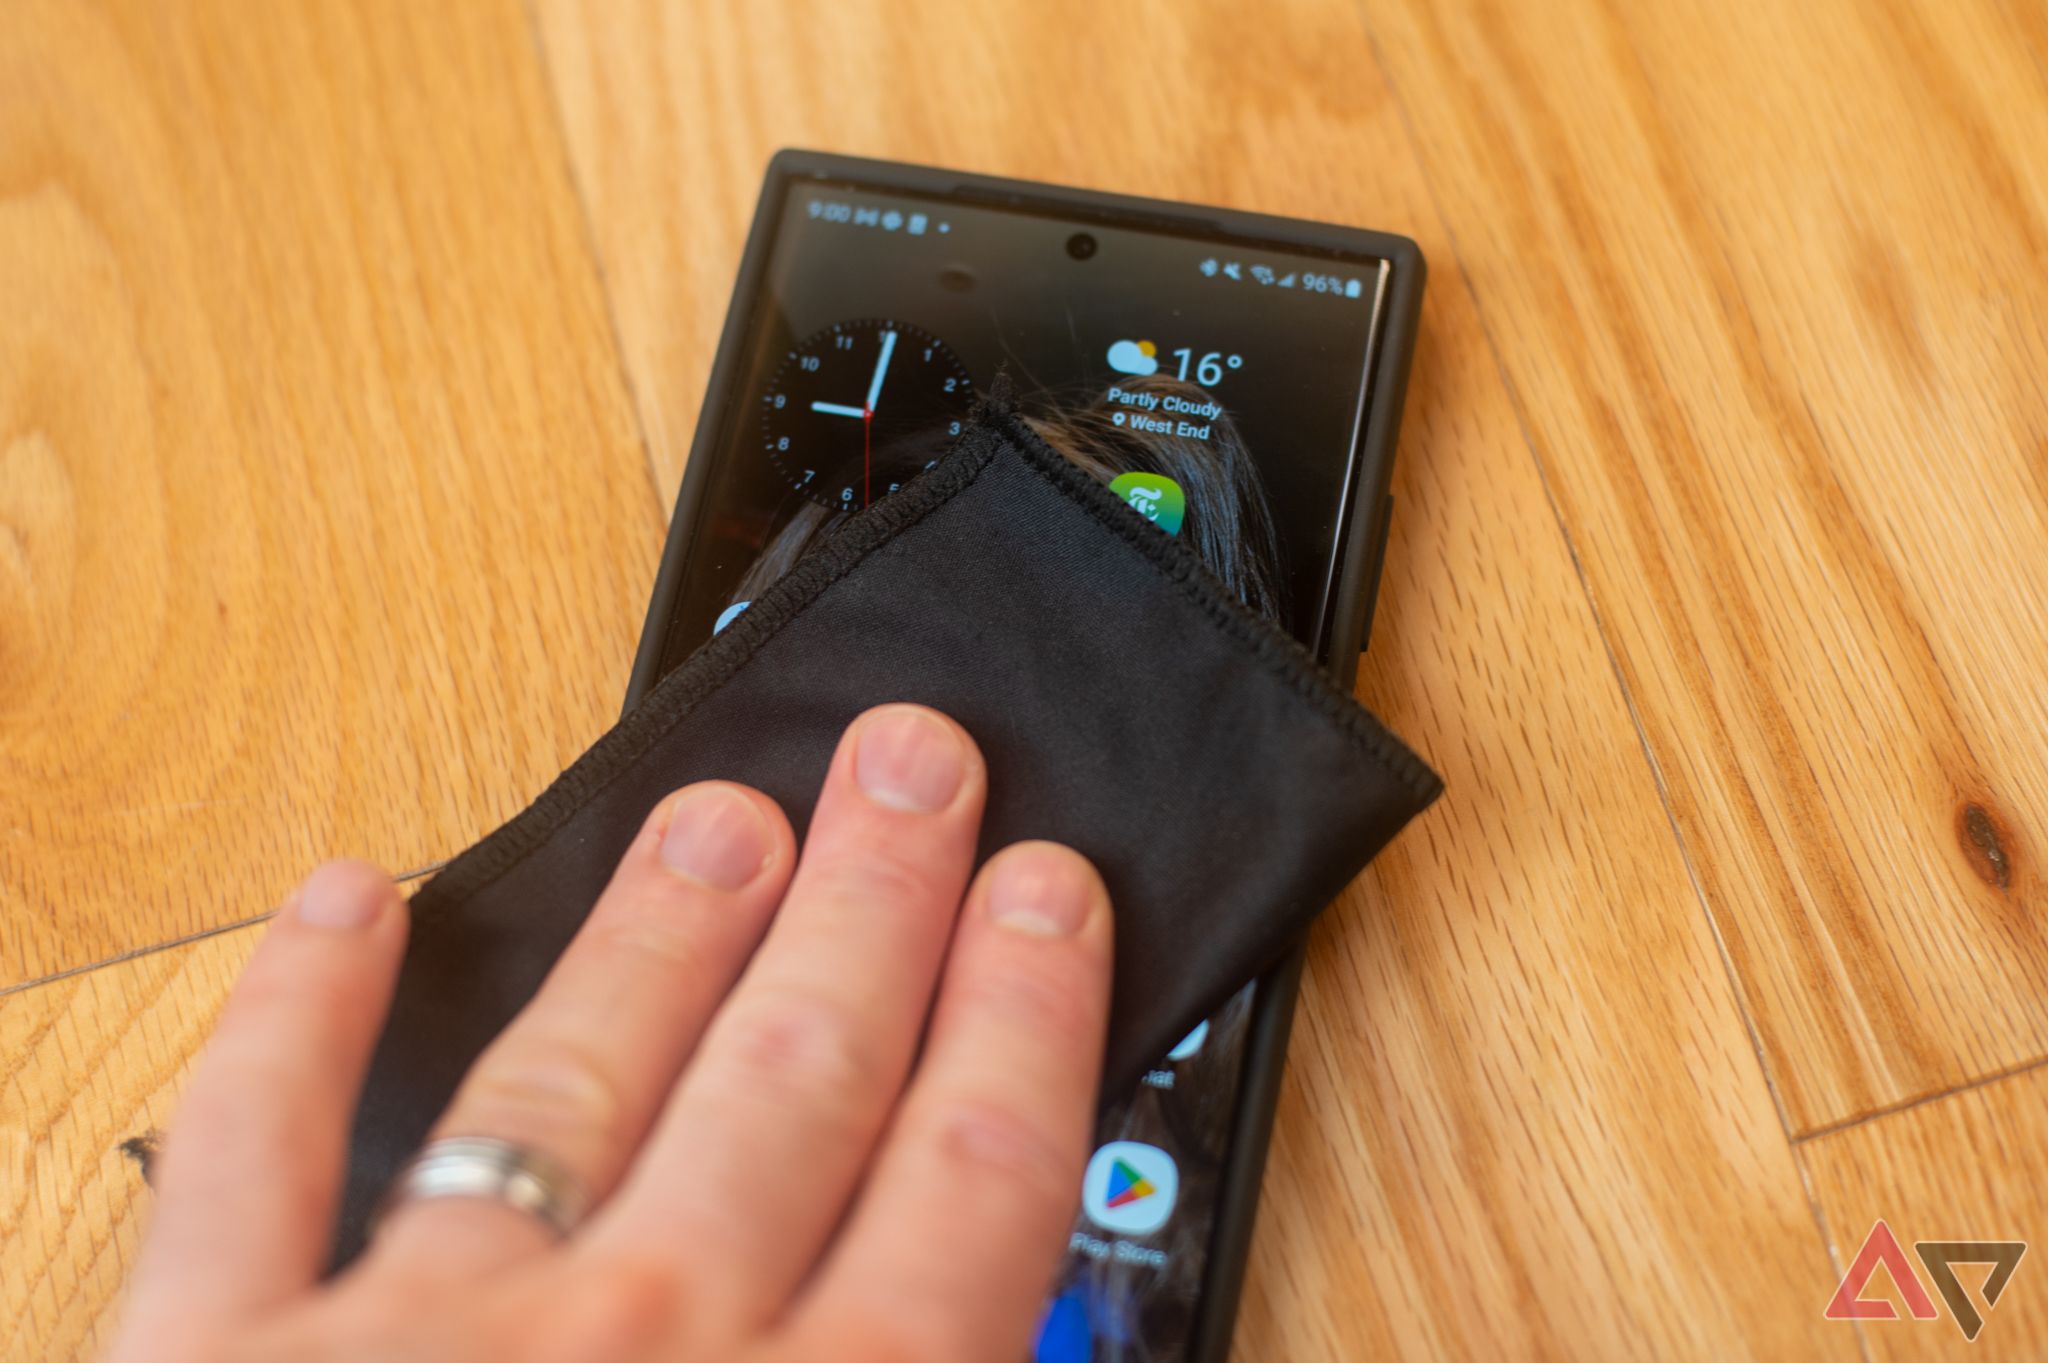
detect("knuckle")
(460, 1035), (626, 1149)
(595, 909), (717, 977)
(541, 1254), (686, 1356)
(953, 956), (1100, 1048)
(708, 992), (886, 1121)
(926, 1097), (1078, 1204)
(806, 845), (949, 920)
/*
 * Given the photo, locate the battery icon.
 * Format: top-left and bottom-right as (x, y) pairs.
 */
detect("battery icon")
(1344, 277), (1363, 299)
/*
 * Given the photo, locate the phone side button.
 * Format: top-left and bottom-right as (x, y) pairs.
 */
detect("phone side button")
(1357, 494), (1394, 653)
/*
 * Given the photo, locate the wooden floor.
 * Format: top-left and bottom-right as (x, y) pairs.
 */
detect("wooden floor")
(4, 0), (2044, 1358)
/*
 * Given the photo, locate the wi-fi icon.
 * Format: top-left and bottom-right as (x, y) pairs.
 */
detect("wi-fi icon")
(1251, 264), (1276, 285)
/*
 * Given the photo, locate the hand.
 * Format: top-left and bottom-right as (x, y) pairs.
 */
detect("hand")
(109, 705), (1114, 1363)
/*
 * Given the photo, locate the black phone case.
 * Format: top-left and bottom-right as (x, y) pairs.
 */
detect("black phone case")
(333, 395), (1439, 1274)
(624, 152), (1428, 1361)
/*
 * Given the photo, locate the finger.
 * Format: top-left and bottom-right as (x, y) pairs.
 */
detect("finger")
(372, 782), (794, 1276)
(783, 842), (1111, 1363)
(120, 861), (408, 1337)
(587, 704), (985, 1333)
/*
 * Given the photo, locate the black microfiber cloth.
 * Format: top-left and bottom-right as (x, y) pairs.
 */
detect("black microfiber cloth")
(332, 393), (1440, 1266)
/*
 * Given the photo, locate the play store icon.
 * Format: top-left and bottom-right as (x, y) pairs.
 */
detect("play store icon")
(1082, 1141), (1180, 1235)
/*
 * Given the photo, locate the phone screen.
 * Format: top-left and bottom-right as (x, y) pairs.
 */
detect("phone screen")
(652, 173), (1395, 1362)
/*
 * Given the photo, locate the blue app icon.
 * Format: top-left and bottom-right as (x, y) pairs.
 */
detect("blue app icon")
(1034, 1287), (1092, 1363)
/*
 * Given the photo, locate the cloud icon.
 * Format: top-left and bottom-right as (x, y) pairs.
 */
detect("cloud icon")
(1106, 338), (1159, 376)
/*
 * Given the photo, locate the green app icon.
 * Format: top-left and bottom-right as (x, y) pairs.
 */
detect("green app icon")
(1108, 471), (1186, 536)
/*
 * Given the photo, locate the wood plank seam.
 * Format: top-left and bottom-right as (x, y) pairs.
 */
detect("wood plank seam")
(1802, 1058), (2048, 1360)
(4, 934), (220, 1352)
(1340, 8), (1875, 1350)
(1794, 1050), (2048, 1146)
(0, 864), (443, 1002)
(517, 0), (670, 531)
(0, 916), (264, 1004)
(1344, 0), (1802, 1141)
(1352, 0), (2048, 1134)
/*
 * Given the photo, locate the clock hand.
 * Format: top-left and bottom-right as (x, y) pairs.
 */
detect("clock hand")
(810, 400), (867, 418)
(865, 328), (899, 412)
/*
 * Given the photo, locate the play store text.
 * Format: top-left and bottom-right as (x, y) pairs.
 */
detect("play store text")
(1068, 1231), (1169, 1271)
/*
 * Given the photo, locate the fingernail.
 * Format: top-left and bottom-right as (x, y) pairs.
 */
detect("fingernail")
(296, 863), (388, 930)
(986, 848), (1095, 937)
(854, 707), (967, 812)
(660, 785), (772, 889)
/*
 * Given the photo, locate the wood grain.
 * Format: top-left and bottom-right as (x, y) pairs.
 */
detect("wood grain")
(0, 926), (258, 1363)
(7, 0), (2043, 1358)
(0, 0), (664, 986)
(1804, 1065), (2048, 1359)
(1233, 236), (1850, 1360)
(1355, 0), (2048, 1132)
(531, 1), (1849, 1356)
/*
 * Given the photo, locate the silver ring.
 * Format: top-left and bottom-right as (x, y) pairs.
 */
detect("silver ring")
(378, 1136), (591, 1239)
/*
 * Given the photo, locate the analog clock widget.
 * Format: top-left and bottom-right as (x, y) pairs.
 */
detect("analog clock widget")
(761, 319), (974, 510)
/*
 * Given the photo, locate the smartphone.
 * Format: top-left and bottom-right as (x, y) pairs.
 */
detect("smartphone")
(624, 151), (1424, 1363)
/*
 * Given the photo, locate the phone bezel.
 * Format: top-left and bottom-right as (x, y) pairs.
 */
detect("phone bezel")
(621, 149), (1425, 1363)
